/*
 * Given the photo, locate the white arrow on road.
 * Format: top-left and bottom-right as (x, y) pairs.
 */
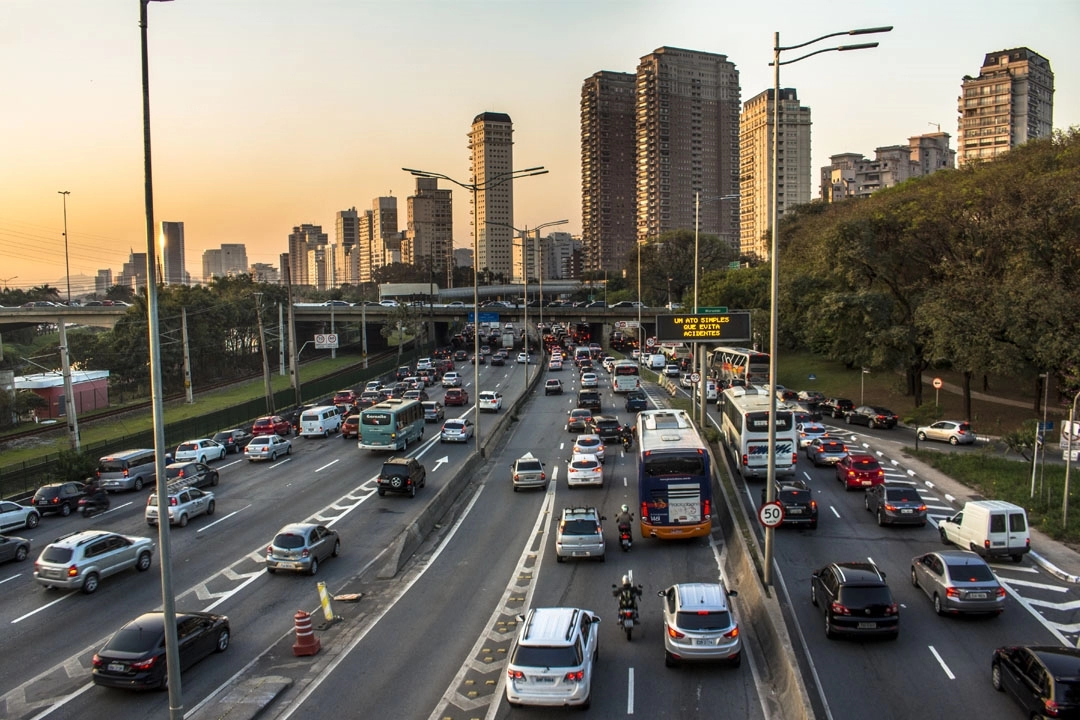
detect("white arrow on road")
(432, 456), (449, 471)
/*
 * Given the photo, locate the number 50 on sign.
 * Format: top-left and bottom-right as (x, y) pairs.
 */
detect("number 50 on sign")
(758, 501), (784, 528)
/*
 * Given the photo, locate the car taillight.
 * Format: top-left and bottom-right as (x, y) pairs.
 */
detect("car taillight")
(640, 501), (648, 521)
(810, 500), (817, 509)
(301, 549), (311, 558)
(885, 603), (898, 616)
(130, 655), (159, 671)
(724, 625), (740, 639)
(67, 565), (79, 578)
(169, 497), (178, 506)
(946, 587), (960, 598)
(830, 602), (850, 616)
(667, 624), (685, 640)
(741, 454), (748, 466)
(985, 539), (991, 549)
(91, 654), (103, 668)
(703, 498), (711, 516)
(792, 452), (799, 465)
(1046, 699), (1062, 717)
(884, 503), (897, 512)
(540, 472), (546, 480)
(996, 587), (1006, 598)
(565, 670), (584, 681)
(507, 669), (525, 680)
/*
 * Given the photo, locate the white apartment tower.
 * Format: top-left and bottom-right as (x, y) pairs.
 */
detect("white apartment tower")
(958, 47), (1054, 166)
(469, 112), (515, 282)
(739, 88), (812, 261)
(634, 47), (741, 248)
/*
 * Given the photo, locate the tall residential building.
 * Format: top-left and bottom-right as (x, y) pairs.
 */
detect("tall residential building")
(469, 112), (515, 281)
(820, 132), (956, 201)
(221, 244), (248, 276)
(405, 177), (454, 287)
(958, 47), (1054, 166)
(580, 71), (637, 273)
(160, 221), (185, 285)
(334, 207), (359, 286)
(739, 88), (812, 260)
(306, 245), (329, 291)
(635, 47), (741, 248)
(119, 250), (148, 291)
(94, 269), (112, 295)
(547, 232), (580, 280)
(372, 197), (399, 277)
(202, 249), (223, 281)
(287, 224), (328, 287)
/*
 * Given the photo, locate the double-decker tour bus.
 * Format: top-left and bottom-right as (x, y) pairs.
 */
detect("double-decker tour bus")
(635, 409), (712, 539)
(358, 398), (425, 451)
(718, 385), (798, 480)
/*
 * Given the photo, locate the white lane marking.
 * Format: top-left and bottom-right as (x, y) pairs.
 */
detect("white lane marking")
(197, 504), (251, 534)
(11, 590), (75, 624)
(830, 506), (841, 518)
(999, 577), (1070, 593)
(0, 573), (23, 585)
(627, 667), (635, 715)
(315, 459), (340, 472)
(929, 646), (956, 679)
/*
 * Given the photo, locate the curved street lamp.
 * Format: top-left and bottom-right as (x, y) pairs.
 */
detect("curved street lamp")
(763, 25), (892, 586)
(403, 166), (548, 454)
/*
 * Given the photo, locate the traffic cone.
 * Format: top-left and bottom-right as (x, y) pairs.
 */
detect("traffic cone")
(292, 610), (321, 656)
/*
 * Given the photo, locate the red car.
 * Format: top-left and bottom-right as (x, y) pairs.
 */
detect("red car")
(333, 389), (358, 406)
(444, 388), (469, 406)
(252, 415), (291, 437)
(836, 454), (885, 491)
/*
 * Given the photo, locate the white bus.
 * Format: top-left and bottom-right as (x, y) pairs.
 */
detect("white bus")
(611, 360), (641, 393)
(718, 385), (798, 481)
(709, 347), (770, 387)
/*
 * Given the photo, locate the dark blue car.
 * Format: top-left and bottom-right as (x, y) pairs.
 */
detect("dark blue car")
(625, 390), (648, 413)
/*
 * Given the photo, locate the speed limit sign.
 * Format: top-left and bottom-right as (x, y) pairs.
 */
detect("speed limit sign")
(758, 501), (784, 528)
(689, 373), (701, 383)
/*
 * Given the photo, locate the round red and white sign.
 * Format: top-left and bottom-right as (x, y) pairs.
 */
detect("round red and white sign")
(758, 502), (784, 528)
(689, 373), (701, 383)
(932, 377), (943, 389)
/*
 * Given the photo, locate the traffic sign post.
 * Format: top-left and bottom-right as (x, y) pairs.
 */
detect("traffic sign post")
(933, 377), (943, 407)
(689, 372), (700, 383)
(758, 502), (784, 528)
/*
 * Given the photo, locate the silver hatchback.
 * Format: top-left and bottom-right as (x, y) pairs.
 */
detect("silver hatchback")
(555, 507), (605, 562)
(265, 523), (340, 576)
(658, 582), (742, 667)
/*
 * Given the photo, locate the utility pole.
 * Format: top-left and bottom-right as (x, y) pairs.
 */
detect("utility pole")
(181, 307), (193, 403)
(254, 293), (274, 414)
(57, 319), (80, 450)
(285, 266), (301, 407)
(278, 302), (286, 376)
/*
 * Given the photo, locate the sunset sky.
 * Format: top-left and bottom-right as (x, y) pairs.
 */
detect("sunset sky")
(2, 0), (1077, 292)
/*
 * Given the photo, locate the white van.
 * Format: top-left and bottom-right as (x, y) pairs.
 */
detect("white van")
(648, 354), (667, 370)
(938, 500), (1030, 562)
(299, 405), (342, 438)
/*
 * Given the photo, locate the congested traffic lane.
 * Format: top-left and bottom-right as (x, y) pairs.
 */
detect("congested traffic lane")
(715, 415), (1073, 720)
(283, 360), (767, 720)
(0, 357), (530, 720)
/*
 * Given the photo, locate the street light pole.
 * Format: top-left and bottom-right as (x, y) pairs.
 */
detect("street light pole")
(1064, 390), (1080, 528)
(58, 191), (71, 304)
(764, 25), (891, 587)
(403, 166), (549, 456)
(140, 0), (182, 715)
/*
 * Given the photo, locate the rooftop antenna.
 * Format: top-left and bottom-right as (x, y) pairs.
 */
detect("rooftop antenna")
(928, 122), (941, 132)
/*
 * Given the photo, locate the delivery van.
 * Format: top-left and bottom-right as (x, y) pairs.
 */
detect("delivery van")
(299, 405), (343, 438)
(938, 500), (1030, 562)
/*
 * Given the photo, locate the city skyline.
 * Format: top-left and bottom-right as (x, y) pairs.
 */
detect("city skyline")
(2, 0), (1077, 290)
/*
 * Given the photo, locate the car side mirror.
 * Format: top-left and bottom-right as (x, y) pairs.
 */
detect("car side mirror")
(727, 589), (738, 597)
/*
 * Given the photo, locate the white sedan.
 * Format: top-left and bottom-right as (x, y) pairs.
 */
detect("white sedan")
(580, 373), (599, 389)
(572, 434), (605, 464)
(566, 454), (603, 487)
(173, 439), (226, 463)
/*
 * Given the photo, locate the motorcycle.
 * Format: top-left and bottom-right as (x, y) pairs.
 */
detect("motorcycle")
(79, 493), (110, 518)
(612, 570), (643, 641)
(618, 521), (633, 552)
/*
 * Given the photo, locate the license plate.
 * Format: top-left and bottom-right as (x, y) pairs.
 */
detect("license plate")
(276, 562), (297, 569)
(531, 676), (555, 684)
(857, 622), (876, 629)
(901, 509), (913, 514)
(108, 663), (125, 672)
(572, 551), (589, 557)
(968, 592), (988, 600)
(693, 638), (716, 646)
(861, 480), (871, 485)
(788, 508), (803, 515)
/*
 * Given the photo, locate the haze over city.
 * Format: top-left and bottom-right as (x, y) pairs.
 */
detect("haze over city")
(2, 0), (1077, 291)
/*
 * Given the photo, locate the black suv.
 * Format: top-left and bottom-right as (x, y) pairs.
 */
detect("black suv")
(591, 416), (623, 443)
(377, 457), (427, 498)
(625, 390), (648, 413)
(810, 562), (899, 640)
(821, 398), (854, 419)
(992, 646), (1080, 718)
(32, 481), (89, 517)
(577, 390), (602, 412)
(760, 479), (817, 529)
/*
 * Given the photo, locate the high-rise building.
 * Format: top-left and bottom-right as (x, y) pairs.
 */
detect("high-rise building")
(119, 250), (148, 291)
(453, 247), (473, 270)
(251, 263), (279, 284)
(469, 112), (515, 282)
(958, 47), (1054, 166)
(634, 47), (741, 248)
(580, 71), (637, 273)
(306, 245), (329, 291)
(221, 244), (248, 276)
(372, 197), (399, 277)
(334, 208), (359, 286)
(94, 269), (112, 296)
(820, 132), (956, 202)
(202, 249), (223, 281)
(739, 88), (812, 260)
(405, 177), (454, 287)
(160, 221), (185, 285)
(287, 224), (328, 287)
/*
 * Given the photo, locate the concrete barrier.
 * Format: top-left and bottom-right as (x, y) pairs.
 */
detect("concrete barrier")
(709, 442), (814, 720)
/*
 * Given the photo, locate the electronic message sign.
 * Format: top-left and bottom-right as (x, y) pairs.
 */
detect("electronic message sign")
(655, 312), (751, 343)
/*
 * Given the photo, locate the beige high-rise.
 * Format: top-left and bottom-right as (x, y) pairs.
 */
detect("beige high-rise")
(469, 112), (514, 282)
(958, 47), (1054, 166)
(739, 88), (811, 262)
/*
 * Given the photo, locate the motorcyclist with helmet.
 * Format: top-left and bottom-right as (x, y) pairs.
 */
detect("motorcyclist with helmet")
(613, 573), (643, 613)
(616, 504), (634, 533)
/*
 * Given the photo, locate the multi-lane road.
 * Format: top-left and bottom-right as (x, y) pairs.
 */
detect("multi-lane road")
(2, 346), (1076, 719)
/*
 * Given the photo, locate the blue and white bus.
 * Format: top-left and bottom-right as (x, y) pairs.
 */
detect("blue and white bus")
(718, 386), (798, 480)
(635, 409), (712, 540)
(358, 398), (425, 451)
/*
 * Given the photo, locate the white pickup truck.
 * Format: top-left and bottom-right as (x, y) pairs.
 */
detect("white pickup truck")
(145, 486), (216, 527)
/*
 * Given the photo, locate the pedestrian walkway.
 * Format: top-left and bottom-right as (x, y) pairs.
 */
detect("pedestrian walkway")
(921, 373), (1033, 411)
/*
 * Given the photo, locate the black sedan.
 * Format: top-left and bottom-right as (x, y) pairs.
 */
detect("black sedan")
(92, 611), (230, 690)
(212, 428), (253, 454)
(845, 405), (898, 429)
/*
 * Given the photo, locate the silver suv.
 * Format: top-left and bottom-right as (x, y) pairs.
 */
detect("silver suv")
(145, 486), (216, 527)
(555, 507), (606, 563)
(658, 582), (742, 667)
(505, 607), (600, 709)
(33, 530), (155, 594)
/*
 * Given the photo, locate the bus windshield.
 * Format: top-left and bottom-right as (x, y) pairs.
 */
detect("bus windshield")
(745, 411), (793, 432)
(362, 412), (391, 426)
